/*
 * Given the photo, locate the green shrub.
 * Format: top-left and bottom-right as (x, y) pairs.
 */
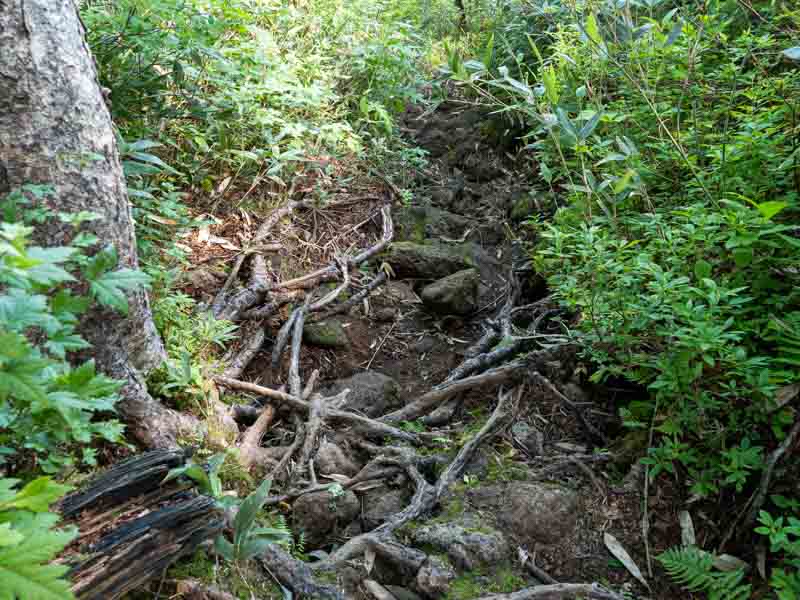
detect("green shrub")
(0, 186), (152, 474)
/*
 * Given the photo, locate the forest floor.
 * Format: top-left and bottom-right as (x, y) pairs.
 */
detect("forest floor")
(111, 99), (687, 600)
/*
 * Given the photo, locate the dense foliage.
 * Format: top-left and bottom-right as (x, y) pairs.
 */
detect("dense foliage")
(452, 0), (800, 595)
(3, 0), (799, 597)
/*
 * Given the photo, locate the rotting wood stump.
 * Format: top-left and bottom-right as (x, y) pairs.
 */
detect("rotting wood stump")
(57, 450), (224, 600)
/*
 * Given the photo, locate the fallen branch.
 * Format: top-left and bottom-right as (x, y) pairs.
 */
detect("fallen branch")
(309, 272), (387, 323)
(471, 583), (624, 600)
(221, 320), (266, 379)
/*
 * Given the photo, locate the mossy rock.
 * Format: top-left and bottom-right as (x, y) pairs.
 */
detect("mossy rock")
(383, 242), (473, 279)
(420, 268), (479, 315)
(303, 320), (349, 348)
(395, 204), (470, 244)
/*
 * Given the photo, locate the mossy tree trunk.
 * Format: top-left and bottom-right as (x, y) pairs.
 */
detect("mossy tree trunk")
(0, 0), (195, 448)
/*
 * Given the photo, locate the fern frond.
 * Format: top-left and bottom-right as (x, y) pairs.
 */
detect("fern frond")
(657, 546), (751, 600)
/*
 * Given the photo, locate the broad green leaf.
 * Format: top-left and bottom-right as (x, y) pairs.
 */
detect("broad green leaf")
(0, 513), (76, 600)
(0, 478), (72, 513)
(755, 201), (788, 221)
(89, 269), (151, 314)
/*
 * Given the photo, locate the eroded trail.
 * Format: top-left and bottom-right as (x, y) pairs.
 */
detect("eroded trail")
(101, 101), (665, 599)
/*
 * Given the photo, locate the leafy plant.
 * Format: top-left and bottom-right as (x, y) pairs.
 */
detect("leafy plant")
(755, 510), (800, 600)
(657, 546), (751, 600)
(0, 186), (151, 473)
(213, 479), (292, 565)
(0, 476), (77, 600)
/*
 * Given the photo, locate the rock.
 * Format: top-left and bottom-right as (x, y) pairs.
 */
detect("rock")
(415, 556), (456, 599)
(501, 482), (578, 545)
(383, 242), (472, 280)
(412, 336), (436, 354)
(420, 269), (479, 315)
(410, 515), (510, 570)
(315, 440), (361, 477)
(321, 371), (401, 418)
(396, 204), (470, 244)
(362, 486), (411, 530)
(303, 319), (349, 348)
(292, 489), (360, 549)
(374, 307), (398, 322)
(465, 482), (578, 545)
(386, 586), (423, 600)
(511, 422), (544, 456)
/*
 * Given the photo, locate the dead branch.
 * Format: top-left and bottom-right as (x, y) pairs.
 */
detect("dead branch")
(175, 580), (237, 600)
(258, 544), (345, 600)
(309, 272), (387, 323)
(239, 405), (276, 471)
(382, 359), (524, 423)
(268, 414), (305, 482)
(471, 583), (625, 600)
(309, 255), (351, 312)
(296, 393), (325, 479)
(271, 308), (300, 370)
(531, 372), (607, 445)
(211, 200), (312, 315)
(241, 290), (305, 320)
(302, 369), (320, 401)
(221, 320), (266, 379)
(288, 299), (310, 398)
(215, 255), (272, 322)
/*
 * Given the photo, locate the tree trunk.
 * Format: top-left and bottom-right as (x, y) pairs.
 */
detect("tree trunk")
(0, 0), (195, 448)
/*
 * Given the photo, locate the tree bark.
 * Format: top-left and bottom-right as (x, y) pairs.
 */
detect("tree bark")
(0, 0), (192, 448)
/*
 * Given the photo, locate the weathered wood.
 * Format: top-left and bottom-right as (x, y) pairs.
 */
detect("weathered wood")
(58, 451), (224, 600)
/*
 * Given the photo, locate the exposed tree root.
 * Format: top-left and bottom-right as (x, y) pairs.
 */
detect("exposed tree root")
(471, 583), (625, 600)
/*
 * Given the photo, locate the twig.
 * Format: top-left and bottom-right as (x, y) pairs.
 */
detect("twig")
(309, 272), (387, 323)
(365, 321), (397, 370)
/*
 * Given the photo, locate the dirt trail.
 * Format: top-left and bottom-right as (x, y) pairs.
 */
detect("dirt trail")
(183, 100), (681, 599)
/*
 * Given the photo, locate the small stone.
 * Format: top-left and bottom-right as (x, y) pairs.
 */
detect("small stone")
(410, 515), (510, 570)
(315, 440), (361, 478)
(511, 422), (544, 456)
(303, 320), (349, 348)
(501, 482), (578, 545)
(385, 586), (424, 600)
(415, 556), (455, 599)
(383, 242), (472, 280)
(292, 489), (360, 549)
(374, 307), (397, 322)
(320, 371), (401, 418)
(420, 269), (479, 315)
(362, 486), (411, 530)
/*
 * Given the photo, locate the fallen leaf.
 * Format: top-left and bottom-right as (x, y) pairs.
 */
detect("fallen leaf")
(216, 175), (232, 195)
(679, 511), (696, 547)
(208, 235), (240, 251)
(771, 384), (799, 412)
(197, 226), (210, 243)
(604, 532), (649, 590)
(713, 554), (749, 572)
(364, 547), (376, 574)
(147, 214), (177, 225)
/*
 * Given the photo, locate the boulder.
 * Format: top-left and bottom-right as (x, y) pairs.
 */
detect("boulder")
(395, 204), (470, 244)
(321, 371), (401, 418)
(303, 319), (349, 348)
(409, 515), (510, 570)
(415, 556), (456, 599)
(362, 486), (411, 530)
(383, 242), (472, 280)
(292, 489), (360, 549)
(420, 269), (479, 315)
(315, 440), (361, 478)
(466, 482), (579, 545)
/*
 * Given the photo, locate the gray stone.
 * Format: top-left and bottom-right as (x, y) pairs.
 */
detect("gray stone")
(420, 269), (479, 315)
(386, 586), (424, 600)
(466, 482), (579, 545)
(303, 319), (349, 348)
(415, 556), (455, 599)
(512, 422), (544, 456)
(383, 242), (473, 280)
(410, 515), (510, 570)
(374, 307), (398, 322)
(396, 204), (470, 244)
(362, 486), (411, 530)
(315, 440), (361, 477)
(321, 371), (401, 418)
(501, 482), (578, 545)
(292, 489), (360, 549)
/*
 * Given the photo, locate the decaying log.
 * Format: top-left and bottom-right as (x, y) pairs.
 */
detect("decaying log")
(59, 451), (224, 600)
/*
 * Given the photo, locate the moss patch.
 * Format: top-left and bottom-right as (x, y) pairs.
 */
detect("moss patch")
(445, 565), (526, 600)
